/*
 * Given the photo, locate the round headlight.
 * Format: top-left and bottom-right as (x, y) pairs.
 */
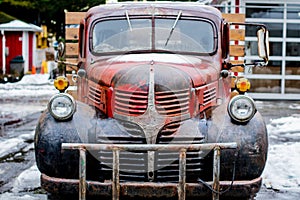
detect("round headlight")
(228, 95), (256, 123)
(48, 93), (76, 120)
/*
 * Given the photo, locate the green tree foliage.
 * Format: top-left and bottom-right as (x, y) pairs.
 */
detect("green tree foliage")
(0, 0), (198, 38)
(0, 11), (16, 23)
(0, 0), (105, 37)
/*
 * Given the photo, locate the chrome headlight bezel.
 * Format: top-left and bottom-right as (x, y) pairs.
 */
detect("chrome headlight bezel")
(227, 95), (256, 123)
(48, 93), (76, 121)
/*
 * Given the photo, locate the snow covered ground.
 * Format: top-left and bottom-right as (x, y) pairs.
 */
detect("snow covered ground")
(262, 111), (300, 190)
(0, 74), (57, 134)
(0, 74), (299, 199)
(0, 74), (56, 101)
(0, 74), (55, 199)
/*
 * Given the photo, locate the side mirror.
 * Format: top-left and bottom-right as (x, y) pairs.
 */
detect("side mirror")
(257, 28), (269, 63)
(55, 41), (78, 69)
(57, 42), (65, 60)
(226, 22), (270, 68)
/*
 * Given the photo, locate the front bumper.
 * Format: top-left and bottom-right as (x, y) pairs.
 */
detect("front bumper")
(40, 142), (262, 199)
(41, 173), (262, 198)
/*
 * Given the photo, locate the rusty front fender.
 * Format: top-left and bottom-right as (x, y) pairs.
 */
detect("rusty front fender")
(208, 107), (268, 181)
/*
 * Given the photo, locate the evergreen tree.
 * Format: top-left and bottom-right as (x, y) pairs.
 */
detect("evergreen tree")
(0, 0), (105, 37)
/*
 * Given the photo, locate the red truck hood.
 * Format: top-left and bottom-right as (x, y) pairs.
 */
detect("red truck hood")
(87, 54), (220, 87)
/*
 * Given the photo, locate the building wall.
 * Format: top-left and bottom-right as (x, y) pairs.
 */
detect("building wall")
(243, 0), (300, 99)
(218, 0), (300, 99)
(0, 30), (37, 75)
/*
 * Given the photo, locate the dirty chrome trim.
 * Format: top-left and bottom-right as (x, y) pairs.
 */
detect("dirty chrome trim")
(61, 143), (237, 200)
(41, 174), (262, 199)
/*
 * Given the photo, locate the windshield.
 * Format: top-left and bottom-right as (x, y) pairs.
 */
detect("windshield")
(92, 17), (215, 54)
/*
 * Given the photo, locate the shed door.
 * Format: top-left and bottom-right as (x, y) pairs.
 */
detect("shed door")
(5, 31), (22, 73)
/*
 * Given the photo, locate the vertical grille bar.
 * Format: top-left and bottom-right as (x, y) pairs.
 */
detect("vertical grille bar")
(79, 148), (86, 200)
(178, 150), (186, 200)
(212, 147), (220, 200)
(112, 149), (120, 200)
(62, 143), (237, 200)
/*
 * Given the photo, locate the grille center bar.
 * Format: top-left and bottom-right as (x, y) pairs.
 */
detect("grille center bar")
(62, 142), (237, 200)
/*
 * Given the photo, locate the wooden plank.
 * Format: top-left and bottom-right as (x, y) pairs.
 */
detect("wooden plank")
(65, 12), (86, 24)
(231, 78), (236, 88)
(65, 43), (78, 57)
(222, 13), (245, 23)
(229, 45), (245, 57)
(223, 14), (245, 64)
(231, 66), (244, 72)
(66, 58), (78, 72)
(230, 29), (245, 41)
(66, 28), (80, 40)
(66, 58), (78, 63)
(230, 60), (244, 65)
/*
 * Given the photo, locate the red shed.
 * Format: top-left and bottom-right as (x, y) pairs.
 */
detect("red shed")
(0, 19), (41, 75)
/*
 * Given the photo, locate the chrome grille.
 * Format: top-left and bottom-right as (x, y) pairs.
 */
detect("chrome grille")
(156, 122), (204, 182)
(196, 81), (218, 111)
(99, 150), (147, 182)
(155, 88), (190, 116)
(156, 151), (203, 182)
(88, 85), (102, 105)
(97, 121), (204, 183)
(203, 87), (217, 105)
(114, 89), (148, 116)
(97, 122), (147, 181)
(158, 122), (205, 144)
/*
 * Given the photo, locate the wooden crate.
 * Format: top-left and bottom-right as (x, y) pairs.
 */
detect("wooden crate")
(65, 12), (86, 72)
(222, 13), (246, 89)
(222, 13), (245, 73)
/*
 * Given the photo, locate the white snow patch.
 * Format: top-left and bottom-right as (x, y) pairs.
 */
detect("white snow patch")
(11, 165), (41, 193)
(0, 193), (42, 200)
(0, 74), (57, 99)
(263, 142), (300, 189)
(0, 138), (25, 159)
(289, 103), (300, 110)
(0, 103), (47, 118)
(267, 114), (300, 141)
(18, 132), (35, 142)
(263, 114), (300, 190)
(14, 74), (52, 85)
(0, 132), (35, 159)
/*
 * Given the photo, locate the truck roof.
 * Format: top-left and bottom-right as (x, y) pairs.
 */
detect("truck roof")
(86, 2), (222, 21)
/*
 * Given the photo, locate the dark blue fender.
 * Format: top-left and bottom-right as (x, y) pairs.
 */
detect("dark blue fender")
(208, 105), (268, 181)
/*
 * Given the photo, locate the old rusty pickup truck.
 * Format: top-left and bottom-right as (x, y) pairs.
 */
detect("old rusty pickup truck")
(35, 2), (269, 200)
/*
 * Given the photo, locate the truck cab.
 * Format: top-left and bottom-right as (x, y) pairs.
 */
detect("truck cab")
(35, 2), (269, 200)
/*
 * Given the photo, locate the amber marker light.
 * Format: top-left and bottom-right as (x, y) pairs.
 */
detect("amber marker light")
(54, 76), (69, 92)
(236, 78), (250, 93)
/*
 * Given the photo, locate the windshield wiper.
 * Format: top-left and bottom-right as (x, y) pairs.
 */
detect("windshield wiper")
(125, 10), (132, 31)
(165, 10), (182, 46)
